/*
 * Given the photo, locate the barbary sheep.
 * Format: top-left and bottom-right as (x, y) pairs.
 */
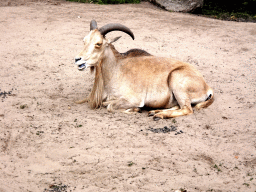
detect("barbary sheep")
(74, 20), (214, 120)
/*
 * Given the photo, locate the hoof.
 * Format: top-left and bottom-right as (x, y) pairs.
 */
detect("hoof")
(137, 108), (142, 113)
(153, 116), (162, 121)
(148, 112), (155, 117)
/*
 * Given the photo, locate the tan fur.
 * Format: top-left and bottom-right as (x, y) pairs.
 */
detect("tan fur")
(75, 26), (214, 120)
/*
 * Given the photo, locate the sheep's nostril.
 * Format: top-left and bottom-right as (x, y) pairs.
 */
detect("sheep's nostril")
(75, 57), (81, 62)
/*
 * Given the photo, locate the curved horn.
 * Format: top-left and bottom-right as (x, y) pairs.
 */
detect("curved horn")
(90, 20), (98, 31)
(99, 23), (135, 40)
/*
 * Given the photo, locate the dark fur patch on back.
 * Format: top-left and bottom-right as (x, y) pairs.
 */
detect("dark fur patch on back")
(121, 49), (151, 58)
(109, 44), (151, 60)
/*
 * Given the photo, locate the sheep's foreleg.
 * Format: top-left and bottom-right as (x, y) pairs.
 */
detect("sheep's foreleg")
(123, 107), (141, 114)
(105, 98), (141, 113)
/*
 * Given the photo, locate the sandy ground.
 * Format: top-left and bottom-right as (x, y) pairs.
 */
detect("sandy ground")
(0, 0), (256, 191)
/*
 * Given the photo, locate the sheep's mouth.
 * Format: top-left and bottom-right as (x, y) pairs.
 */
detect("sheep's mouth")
(75, 59), (87, 70)
(78, 63), (86, 70)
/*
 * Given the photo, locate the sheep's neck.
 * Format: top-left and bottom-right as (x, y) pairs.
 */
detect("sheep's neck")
(89, 44), (119, 108)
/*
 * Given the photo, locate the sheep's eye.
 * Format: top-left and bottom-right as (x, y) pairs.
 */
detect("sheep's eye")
(95, 43), (102, 48)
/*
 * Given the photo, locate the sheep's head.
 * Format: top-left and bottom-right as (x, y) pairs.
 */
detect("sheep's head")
(75, 20), (134, 71)
(75, 29), (106, 70)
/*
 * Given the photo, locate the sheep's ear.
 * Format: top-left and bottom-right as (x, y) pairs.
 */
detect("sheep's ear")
(108, 36), (122, 44)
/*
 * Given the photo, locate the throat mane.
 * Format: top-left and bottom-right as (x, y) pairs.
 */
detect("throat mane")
(88, 60), (104, 109)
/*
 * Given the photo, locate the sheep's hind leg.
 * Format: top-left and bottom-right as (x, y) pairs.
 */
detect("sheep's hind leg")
(150, 106), (193, 121)
(148, 106), (179, 117)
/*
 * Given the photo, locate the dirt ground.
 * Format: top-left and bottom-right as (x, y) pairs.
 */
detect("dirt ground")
(0, 0), (256, 191)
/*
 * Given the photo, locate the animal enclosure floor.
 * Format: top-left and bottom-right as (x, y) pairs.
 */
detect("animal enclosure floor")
(0, 0), (256, 191)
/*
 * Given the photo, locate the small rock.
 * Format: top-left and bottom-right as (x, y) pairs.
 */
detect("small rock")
(170, 125), (177, 131)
